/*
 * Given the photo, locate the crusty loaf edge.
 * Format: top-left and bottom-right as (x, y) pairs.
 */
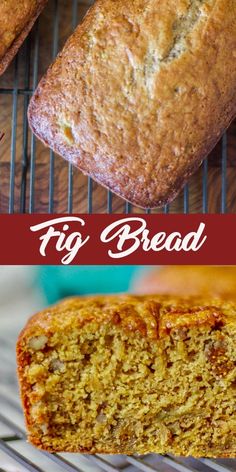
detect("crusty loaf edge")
(28, 99), (235, 209)
(16, 295), (235, 457)
(27, 0), (236, 209)
(0, 0), (48, 76)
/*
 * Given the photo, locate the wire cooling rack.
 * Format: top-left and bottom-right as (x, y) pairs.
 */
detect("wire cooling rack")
(0, 0), (236, 214)
(0, 333), (235, 472)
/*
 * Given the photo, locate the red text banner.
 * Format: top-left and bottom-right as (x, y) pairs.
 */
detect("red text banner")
(0, 214), (235, 265)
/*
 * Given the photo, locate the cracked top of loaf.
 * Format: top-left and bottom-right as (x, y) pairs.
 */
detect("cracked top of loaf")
(18, 295), (236, 343)
(28, 0), (236, 208)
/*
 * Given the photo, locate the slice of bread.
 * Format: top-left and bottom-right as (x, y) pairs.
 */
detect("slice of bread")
(17, 295), (236, 457)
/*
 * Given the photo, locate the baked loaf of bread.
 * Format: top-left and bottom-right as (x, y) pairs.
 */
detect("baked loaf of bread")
(0, 1), (47, 76)
(134, 266), (236, 298)
(28, 0), (236, 208)
(17, 295), (236, 457)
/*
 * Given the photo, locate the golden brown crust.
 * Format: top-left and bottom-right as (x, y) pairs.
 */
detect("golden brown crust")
(0, 0), (47, 76)
(28, 0), (236, 208)
(16, 295), (236, 457)
(16, 294), (233, 344)
(23, 443), (236, 458)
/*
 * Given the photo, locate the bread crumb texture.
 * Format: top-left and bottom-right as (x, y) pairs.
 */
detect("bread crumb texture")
(28, 0), (236, 208)
(17, 295), (236, 457)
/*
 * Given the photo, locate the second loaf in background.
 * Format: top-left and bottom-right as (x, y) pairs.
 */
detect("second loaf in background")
(28, 0), (236, 208)
(133, 266), (236, 298)
(0, 1), (48, 76)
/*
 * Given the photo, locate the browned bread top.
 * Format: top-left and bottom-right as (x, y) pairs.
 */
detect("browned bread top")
(0, 0), (47, 75)
(28, 0), (236, 208)
(17, 294), (236, 344)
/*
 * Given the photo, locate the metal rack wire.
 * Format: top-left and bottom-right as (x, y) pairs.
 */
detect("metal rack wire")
(1, 333), (235, 472)
(0, 0), (235, 214)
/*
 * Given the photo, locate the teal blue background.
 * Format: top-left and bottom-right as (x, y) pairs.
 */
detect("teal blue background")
(37, 266), (147, 304)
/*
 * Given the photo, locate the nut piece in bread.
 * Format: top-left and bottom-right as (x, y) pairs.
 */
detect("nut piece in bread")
(17, 295), (236, 457)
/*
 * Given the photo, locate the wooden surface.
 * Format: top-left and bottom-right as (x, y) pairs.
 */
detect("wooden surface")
(0, 0), (236, 214)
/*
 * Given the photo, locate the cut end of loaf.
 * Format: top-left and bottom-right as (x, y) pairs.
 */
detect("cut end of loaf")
(16, 296), (236, 457)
